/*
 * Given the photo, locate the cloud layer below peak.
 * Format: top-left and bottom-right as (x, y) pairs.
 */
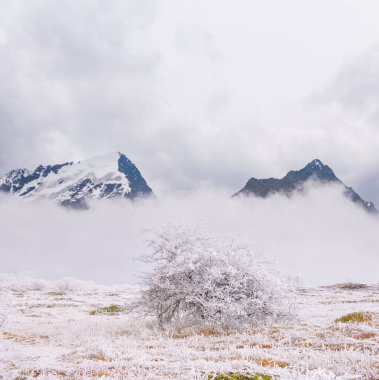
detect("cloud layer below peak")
(1, 185), (378, 286)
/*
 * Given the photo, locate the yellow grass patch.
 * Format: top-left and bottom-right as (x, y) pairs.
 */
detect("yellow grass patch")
(335, 312), (373, 324)
(258, 358), (288, 368)
(3, 331), (49, 345)
(89, 304), (125, 315)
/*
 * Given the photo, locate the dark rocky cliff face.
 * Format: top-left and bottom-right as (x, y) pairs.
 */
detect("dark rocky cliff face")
(118, 153), (153, 198)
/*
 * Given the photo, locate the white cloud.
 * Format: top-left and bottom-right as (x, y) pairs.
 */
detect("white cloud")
(1, 186), (378, 286)
(0, 0), (379, 204)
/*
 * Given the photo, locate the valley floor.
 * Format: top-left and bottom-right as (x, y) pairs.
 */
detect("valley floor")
(0, 276), (378, 380)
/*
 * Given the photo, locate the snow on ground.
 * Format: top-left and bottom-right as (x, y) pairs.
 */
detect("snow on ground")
(0, 275), (378, 380)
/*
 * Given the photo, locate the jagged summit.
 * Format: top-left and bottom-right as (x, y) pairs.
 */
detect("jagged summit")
(305, 159), (333, 175)
(0, 152), (153, 208)
(234, 159), (377, 214)
(307, 159), (324, 168)
(283, 159), (337, 184)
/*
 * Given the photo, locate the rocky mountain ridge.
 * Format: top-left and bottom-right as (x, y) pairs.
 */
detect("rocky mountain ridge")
(234, 159), (377, 214)
(0, 152), (153, 208)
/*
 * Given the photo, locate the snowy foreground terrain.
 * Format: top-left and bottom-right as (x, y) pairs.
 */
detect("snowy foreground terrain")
(0, 276), (378, 380)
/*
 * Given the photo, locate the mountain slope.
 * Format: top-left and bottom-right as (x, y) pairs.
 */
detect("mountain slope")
(0, 152), (153, 208)
(234, 159), (377, 214)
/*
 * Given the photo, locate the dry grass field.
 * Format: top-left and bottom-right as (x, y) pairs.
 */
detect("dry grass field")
(1, 276), (378, 380)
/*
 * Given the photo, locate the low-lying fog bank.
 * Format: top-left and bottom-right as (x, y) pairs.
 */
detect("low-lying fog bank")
(1, 184), (378, 286)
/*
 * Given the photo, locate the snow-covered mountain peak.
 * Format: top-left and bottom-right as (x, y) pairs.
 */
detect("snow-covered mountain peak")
(77, 152), (120, 174)
(0, 152), (153, 208)
(57, 152), (123, 185)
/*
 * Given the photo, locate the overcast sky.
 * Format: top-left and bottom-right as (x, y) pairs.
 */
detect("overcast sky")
(1, 0), (379, 203)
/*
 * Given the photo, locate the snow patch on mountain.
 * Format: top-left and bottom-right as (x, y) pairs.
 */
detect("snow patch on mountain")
(0, 152), (153, 208)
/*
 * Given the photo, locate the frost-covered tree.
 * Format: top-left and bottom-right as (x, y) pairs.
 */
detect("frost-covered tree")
(136, 225), (296, 330)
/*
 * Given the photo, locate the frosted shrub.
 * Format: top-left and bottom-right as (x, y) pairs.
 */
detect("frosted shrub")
(137, 225), (296, 330)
